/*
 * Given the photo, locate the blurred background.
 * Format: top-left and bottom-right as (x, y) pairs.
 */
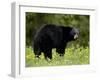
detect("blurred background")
(26, 12), (89, 47)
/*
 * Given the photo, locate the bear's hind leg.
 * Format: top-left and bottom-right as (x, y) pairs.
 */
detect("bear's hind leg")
(44, 49), (52, 60)
(34, 48), (41, 59)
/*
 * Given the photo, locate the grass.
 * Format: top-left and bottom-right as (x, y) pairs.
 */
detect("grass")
(25, 45), (89, 67)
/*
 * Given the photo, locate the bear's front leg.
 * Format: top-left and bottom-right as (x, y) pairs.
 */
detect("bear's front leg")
(56, 48), (65, 57)
(56, 44), (66, 57)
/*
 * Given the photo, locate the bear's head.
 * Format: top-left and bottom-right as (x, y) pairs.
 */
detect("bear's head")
(70, 28), (79, 40)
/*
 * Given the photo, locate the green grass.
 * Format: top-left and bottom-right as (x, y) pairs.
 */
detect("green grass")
(25, 45), (89, 67)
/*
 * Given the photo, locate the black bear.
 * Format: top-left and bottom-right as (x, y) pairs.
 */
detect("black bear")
(33, 24), (79, 60)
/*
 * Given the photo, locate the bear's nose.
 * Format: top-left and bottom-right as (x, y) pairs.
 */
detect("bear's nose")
(74, 34), (78, 39)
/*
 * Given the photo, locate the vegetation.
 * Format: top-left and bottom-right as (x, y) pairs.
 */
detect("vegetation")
(26, 45), (89, 67)
(25, 12), (90, 67)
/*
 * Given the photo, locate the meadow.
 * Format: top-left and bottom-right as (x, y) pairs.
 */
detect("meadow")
(25, 45), (89, 67)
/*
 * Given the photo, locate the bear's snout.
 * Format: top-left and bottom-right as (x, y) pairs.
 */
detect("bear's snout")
(74, 33), (78, 40)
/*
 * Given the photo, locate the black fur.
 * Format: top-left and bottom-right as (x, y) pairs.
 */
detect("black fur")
(33, 24), (79, 60)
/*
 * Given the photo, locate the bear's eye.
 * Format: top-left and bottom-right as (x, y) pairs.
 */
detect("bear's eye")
(71, 32), (76, 35)
(73, 32), (76, 35)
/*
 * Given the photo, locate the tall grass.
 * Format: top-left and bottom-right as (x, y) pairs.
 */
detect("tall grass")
(25, 46), (89, 67)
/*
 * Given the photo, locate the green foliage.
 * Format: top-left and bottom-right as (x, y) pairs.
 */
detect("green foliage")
(26, 46), (89, 67)
(26, 12), (89, 47)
